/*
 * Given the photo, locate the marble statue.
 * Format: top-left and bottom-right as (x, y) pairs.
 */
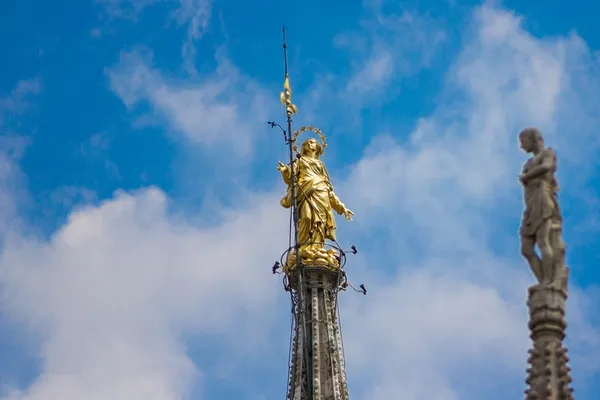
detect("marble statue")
(518, 127), (568, 290)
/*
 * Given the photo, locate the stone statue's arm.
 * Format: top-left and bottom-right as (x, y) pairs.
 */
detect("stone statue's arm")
(522, 149), (556, 182)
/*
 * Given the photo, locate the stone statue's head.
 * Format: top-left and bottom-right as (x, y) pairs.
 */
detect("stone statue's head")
(519, 127), (544, 152)
(301, 138), (323, 157)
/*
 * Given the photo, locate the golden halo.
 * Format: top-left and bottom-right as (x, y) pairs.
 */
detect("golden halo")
(292, 125), (328, 155)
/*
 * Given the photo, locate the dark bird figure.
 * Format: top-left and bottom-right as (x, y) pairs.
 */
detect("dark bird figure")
(359, 284), (367, 295)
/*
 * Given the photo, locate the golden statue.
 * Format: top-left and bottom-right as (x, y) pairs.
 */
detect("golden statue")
(518, 127), (568, 290)
(277, 132), (353, 270)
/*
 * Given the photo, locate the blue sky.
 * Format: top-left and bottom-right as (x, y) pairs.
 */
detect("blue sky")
(1, 0), (600, 399)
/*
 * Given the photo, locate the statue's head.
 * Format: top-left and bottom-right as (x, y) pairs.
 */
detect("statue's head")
(519, 127), (544, 153)
(301, 138), (322, 157)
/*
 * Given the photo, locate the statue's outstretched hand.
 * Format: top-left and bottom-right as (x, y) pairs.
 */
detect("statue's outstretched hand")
(343, 208), (354, 221)
(277, 161), (287, 172)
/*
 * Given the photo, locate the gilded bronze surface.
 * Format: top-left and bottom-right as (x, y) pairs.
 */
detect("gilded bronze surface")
(278, 132), (353, 271)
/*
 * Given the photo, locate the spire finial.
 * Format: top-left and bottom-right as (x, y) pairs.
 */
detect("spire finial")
(280, 26), (299, 116)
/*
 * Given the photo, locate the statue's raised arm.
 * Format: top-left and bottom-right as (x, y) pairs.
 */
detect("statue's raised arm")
(277, 161), (292, 185)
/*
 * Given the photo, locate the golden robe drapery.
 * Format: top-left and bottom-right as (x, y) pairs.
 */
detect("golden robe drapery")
(280, 155), (347, 248)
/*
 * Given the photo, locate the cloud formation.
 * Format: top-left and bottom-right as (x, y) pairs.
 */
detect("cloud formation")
(107, 50), (273, 158)
(0, 79), (39, 239)
(95, 0), (160, 20)
(95, 0), (212, 65)
(174, 0), (212, 73)
(1, 189), (287, 400)
(339, 8), (446, 97)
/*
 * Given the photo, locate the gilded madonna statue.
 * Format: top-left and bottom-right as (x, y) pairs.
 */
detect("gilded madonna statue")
(277, 136), (353, 269)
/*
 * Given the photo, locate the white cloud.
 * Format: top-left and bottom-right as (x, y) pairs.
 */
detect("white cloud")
(0, 188), (288, 400)
(107, 49), (273, 157)
(95, 0), (159, 20)
(346, 50), (393, 95)
(0, 79), (40, 126)
(94, 0), (212, 67)
(341, 270), (526, 400)
(300, 7), (447, 130)
(0, 137), (28, 241)
(336, 8), (446, 97)
(0, 79), (39, 239)
(173, 0), (212, 73)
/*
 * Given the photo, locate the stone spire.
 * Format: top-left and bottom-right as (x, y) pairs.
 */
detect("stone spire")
(272, 27), (356, 399)
(517, 127), (575, 399)
(286, 267), (349, 400)
(524, 285), (574, 399)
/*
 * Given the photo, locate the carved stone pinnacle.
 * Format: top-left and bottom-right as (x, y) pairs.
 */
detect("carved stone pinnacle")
(524, 285), (574, 400)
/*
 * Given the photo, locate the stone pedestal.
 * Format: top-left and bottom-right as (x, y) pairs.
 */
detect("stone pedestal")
(524, 284), (574, 400)
(287, 265), (349, 400)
